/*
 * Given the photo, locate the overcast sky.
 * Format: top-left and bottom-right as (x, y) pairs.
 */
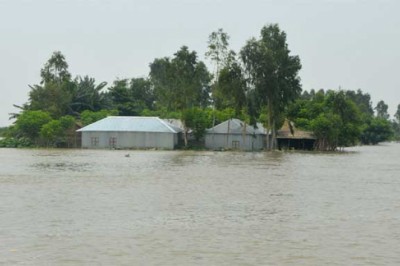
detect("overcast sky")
(0, 0), (399, 127)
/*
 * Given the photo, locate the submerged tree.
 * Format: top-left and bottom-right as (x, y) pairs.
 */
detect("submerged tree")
(14, 110), (52, 142)
(241, 24), (302, 149)
(287, 90), (363, 150)
(361, 117), (393, 145)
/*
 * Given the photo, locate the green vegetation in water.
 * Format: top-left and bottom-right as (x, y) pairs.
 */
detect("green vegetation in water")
(3, 24), (399, 150)
(0, 137), (33, 148)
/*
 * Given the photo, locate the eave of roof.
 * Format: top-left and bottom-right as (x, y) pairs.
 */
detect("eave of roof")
(206, 118), (267, 135)
(77, 116), (182, 133)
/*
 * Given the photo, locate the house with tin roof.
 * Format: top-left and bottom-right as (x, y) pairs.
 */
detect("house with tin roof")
(205, 118), (267, 151)
(77, 116), (182, 149)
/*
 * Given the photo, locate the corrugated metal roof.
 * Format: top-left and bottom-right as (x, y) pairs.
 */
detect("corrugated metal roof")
(77, 116), (182, 133)
(163, 119), (193, 133)
(206, 118), (266, 135)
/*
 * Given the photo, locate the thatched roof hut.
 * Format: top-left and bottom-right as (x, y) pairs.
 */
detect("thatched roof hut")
(277, 120), (316, 150)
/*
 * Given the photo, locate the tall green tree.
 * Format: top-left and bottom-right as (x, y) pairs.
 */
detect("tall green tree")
(130, 77), (155, 112)
(394, 104), (400, 122)
(215, 57), (247, 114)
(14, 110), (52, 142)
(109, 79), (132, 115)
(40, 115), (76, 147)
(108, 78), (154, 116)
(287, 90), (363, 150)
(205, 29), (243, 127)
(205, 28), (231, 80)
(40, 51), (71, 85)
(70, 76), (110, 114)
(26, 51), (74, 118)
(375, 100), (389, 119)
(361, 117), (393, 145)
(149, 46), (212, 146)
(345, 89), (374, 117)
(28, 82), (73, 118)
(325, 91), (362, 148)
(240, 24), (302, 149)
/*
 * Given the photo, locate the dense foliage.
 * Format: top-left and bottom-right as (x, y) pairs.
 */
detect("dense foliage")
(287, 89), (394, 150)
(3, 24), (397, 149)
(241, 24), (302, 149)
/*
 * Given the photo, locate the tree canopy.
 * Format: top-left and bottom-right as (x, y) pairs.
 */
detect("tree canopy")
(5, 25), (396, 149)
(241, 24), (302, 149)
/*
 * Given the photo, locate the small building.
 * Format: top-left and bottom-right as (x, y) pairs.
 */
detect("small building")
(277, 120), (316, 150)
(77, 116), (182, 149)
(205, 119), (266, 151)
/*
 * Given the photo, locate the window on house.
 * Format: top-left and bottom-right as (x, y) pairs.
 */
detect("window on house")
(91, 137), (99, 147)
(109, 137), (117, 148)
(232, 140), (240, 149)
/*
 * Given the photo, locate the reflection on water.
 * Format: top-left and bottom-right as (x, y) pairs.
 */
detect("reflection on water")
(1, 144), (400, 265)
(33, 162), (92, 172)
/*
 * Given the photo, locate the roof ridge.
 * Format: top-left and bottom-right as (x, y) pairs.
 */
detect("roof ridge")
(107, 116), (158, 119)
(158, 117), (178, 133)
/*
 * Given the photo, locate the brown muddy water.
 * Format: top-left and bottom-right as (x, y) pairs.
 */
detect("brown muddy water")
(1, 143), (400, 265)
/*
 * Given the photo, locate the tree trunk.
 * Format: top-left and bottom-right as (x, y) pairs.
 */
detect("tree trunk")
(271, 118), (276, 150)
(266, 98), (273, 150)
(226, 119), (231, 148)
(182, 120), (188, 147)
(242, 121), (246, 151)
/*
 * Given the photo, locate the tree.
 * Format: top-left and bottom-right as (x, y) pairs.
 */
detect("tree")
(171, 46), (211, 110)
(325, 91), (362, 148)
(375, 100), (389, 119)
(26, 51), (74, 118)
(70, 76), (109, 114)
(108, 79), (133, 115)
(393, 104), (400, 140)
(15, 110), (52, 142)
(287, 90), (363, 150)
(241, 24), (302, 149)
(108, 78), (154, 116)
(130, 77), (155, 113)
(40, 120), (63, 146)
(40, 115), (76, 147)
(360, 117), (393, 145)
(150, 46), (211, 112)
(394, 104), (400, 122)
(28, 82), (73, 118)
(214, 58), (247, 114)
(345, 89), (374, 117)
(181, 108), (209, 141)
(205, 28), (231, 78)
(40, 51), (71, 85)
(311, 112), (341, 151)
(150, 46), (212, 146)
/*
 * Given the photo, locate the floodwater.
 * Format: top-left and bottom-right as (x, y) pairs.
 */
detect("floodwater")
(1, 143), (400, 265)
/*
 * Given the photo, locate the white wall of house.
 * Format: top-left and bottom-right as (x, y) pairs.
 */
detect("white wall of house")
(205, 133), (265, 151)
(81, 131), (178, 149)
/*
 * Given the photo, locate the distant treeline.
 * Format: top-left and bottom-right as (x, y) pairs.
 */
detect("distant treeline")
(1, 24), (399, 150)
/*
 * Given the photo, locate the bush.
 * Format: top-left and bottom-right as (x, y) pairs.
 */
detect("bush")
(0, 137), (33, 148)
